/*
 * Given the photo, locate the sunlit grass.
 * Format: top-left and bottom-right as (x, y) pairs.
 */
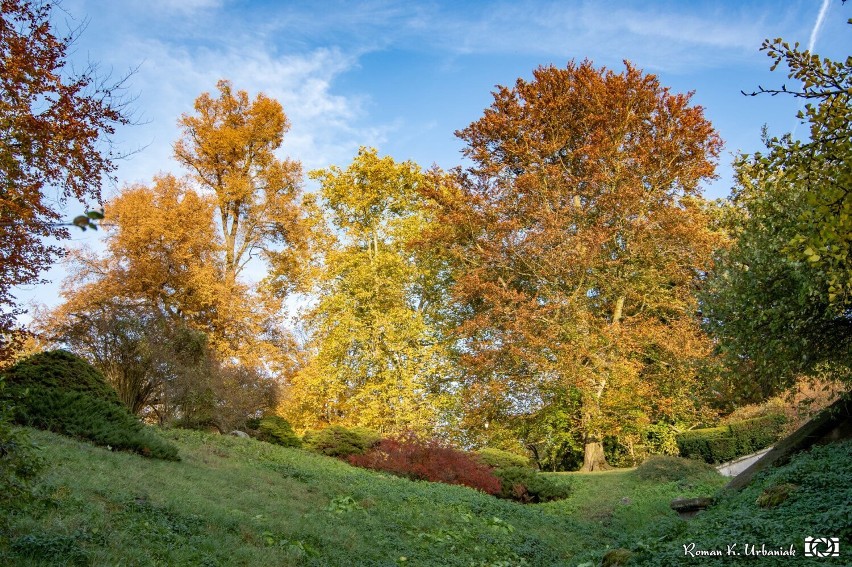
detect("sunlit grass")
(1, 427), (726, 566)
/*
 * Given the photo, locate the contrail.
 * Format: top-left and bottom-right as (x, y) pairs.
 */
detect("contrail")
(792, 0), (832, 139)
(808, 0), (831, 53)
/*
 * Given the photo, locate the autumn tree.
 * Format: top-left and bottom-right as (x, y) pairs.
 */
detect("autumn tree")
(41, 175), (287, 424)
(173, 80), (306, 293)
(0, 0), (130, 361)
(281, 148), (451, 435)
(701, 23), (852, 393)
(430, 61), (722, 470)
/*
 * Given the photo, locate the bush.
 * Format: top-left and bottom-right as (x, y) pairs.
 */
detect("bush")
(302, 425), (380, 458)
(476, 447), (532, 470)
(348, 435), (502, 495)
(1, 351), (179, 461)
(635, 455), (717, 483)
(676, 414), (786, 464)
(2, 350), (122, 405)
(0, 378), (42, 514)
(254, 415), (302, 448)
(492, 466), (571, 503)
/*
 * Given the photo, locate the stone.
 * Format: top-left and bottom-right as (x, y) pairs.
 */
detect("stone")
(230, 430), (250, 438)
(670, 497), (714, 519)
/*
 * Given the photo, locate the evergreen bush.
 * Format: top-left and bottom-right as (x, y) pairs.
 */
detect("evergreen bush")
(492, 466), (571, 503)
(1, 351), (179, 461)
(255, 415), (302, 448)
(302, 425), (380, 458)
(0, 377), (42, 515)
(635, 455), (717, 483)
(476, 447), (532, 469)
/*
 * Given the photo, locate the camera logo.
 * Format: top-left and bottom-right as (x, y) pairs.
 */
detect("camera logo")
(804, 537), (840, 557)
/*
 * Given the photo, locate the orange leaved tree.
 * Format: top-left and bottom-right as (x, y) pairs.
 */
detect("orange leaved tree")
(430, 61), (722, 470)
(0, 0), (130, 361)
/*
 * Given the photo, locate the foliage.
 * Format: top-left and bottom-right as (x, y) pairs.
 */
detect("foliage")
(47, 306), (280, 433)
(282, 148), (452, 436)
(174, 79), (307, 292)
(302, 425), (380, 458)
(252, 415), (302, 448)
(40, 176), (283, 430)
(476, 447), (533, 470)
(348, 434), (502, 495)
(0, 0), (130, 362)
(701, 20), (852, 392)
(1, 350), (178, 460)
(426, 60), (722, 471)
(632, 440), (852, 566)
(45, 301), (210, 418)
(1, 348), (122, 404)
(0, 377), (42, 514)
(46, 174), (290, 368)
(640, 422), (682, 457)
(634, 455), (717, 483)
(492, 466), (571, 503)
(676, 414), (786, 464)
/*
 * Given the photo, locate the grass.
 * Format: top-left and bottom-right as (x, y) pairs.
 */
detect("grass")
(0, 427), (726, 566)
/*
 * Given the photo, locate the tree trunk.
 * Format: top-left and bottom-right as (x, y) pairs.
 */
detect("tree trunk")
(580, 436), (610, 472)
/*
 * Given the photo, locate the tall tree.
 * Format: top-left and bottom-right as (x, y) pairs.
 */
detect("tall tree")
(41, 176), (285, 426)
(431, 61), (722, 470)
(173, 79), (306, 292)
(0, 0), (130, 361)
(281, 148), (450, 435)
(702, 22), (852, 392)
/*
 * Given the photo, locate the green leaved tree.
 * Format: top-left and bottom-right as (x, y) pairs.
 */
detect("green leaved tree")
(701, 21), (852, 393)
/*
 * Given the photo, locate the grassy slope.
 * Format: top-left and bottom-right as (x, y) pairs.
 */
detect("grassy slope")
(632, 439), (852, 567)
(1, 428), (724, 566)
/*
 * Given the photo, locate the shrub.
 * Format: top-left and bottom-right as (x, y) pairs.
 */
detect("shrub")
(302, 425), (380, 458)
(492, 466), (571, 503)
(635, 455), (717, 483)
(348, 435), (502, 495)
(1, 351), (179, 461)
(254, 415), (302, 448)
(676, 414), (786, 464)
(0, 377), (42, 514)
(476, 447), (532, 470)
(2, 350), (121, 405)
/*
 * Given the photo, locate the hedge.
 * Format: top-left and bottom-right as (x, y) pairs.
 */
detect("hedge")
(676, 413), (787, 464)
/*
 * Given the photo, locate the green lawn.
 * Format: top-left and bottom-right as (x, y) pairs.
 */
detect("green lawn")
(0, 427), (725, 566)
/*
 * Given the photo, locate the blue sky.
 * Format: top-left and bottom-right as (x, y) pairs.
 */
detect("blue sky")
(15, 0), (850, 320)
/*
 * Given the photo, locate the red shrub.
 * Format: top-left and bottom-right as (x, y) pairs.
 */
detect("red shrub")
(347, 434), (501, 495)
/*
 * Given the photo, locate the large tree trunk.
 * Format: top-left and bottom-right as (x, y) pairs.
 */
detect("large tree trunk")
(581, 437), (610, 472)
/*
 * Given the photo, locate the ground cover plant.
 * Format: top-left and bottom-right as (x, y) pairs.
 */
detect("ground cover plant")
(631, 439), (852, 566)
(0, 350), (179, 461)
(0, 426), (727, 566)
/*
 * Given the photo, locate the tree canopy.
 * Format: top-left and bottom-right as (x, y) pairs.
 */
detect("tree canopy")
(281, 148), (451, 435)
(701, 25), (852, 393)
(428, 61), (722, 469)
(0, 0), (130, 361)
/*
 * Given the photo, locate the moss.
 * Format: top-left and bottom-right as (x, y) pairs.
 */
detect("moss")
(756, 482), (797, 508)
